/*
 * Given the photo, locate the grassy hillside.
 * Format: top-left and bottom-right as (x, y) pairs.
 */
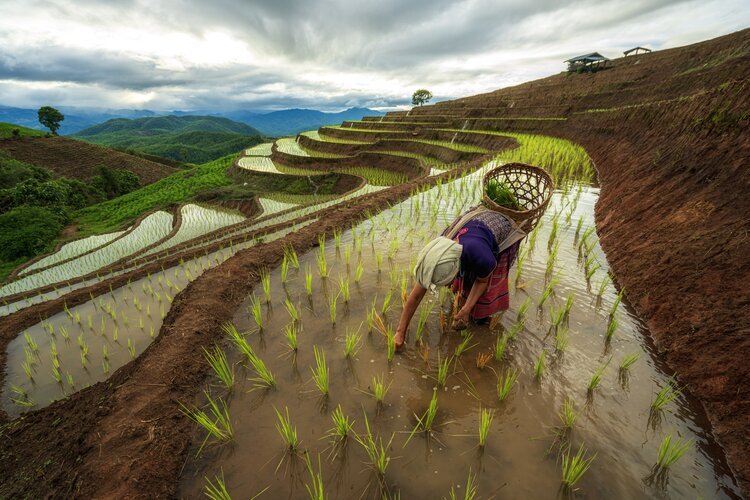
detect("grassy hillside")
(0, 122), (47, 139)
(74, 115), (264, 163)
(0, 136), (176, 184)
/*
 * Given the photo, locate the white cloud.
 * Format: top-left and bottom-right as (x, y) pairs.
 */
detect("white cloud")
(0, 0), (747, 111)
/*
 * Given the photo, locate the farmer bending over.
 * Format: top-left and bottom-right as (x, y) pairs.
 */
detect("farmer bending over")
(394, 207), (525, 349)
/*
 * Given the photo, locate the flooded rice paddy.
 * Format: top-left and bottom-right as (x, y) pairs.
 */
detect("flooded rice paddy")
(178, 170), (740, 498)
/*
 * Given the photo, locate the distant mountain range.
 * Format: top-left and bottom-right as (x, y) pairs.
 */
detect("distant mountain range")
(73, 116), (264, 164)
(222, 107), (383, 136)
(0, 105), (383, 137)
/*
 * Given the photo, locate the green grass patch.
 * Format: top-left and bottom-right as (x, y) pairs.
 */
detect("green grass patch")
(0, 122), (47, 139)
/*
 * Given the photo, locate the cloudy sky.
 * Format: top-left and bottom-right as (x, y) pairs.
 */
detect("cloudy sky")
(0, 0), (747, 112)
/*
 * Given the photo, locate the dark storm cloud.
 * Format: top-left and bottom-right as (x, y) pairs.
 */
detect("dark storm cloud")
(0, 0), (747, 111)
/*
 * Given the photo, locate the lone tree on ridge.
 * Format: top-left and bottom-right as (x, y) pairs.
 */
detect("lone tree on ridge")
(38, 106), (64, 135)
(411, 89), (433, 106)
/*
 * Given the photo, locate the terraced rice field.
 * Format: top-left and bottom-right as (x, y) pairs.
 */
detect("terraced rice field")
(1, 102), (742, 498)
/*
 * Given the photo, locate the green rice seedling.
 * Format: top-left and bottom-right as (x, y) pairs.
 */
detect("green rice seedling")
(506, 318), (526, 341)
(381, 289), (393, 315)
(555, 326), (569, 353)
(574, 216), (585, 240)
(203, 469), (231, 500)
(454, 332), (477, 357)
(494, 334), (508, 362)
(344, 325), (362, 357)
(327, 404), (354, 443)
(305, 263), (313, 296)
(317, 236), (328, 278)
(386, 327), (396, 362)
(579, 226), (596, 251)
(179, 391), (233, 454)
(260, 267), (271, 303)
(538, 278), (560, 307)
(437, 352), (451, 387)
(514, 247), (528, 286)
(545, 241), (559, 276)
(371, 374), (391, 403)
(333, 228), (342, 250)
(561, 444), (595, 490)
(655, 434), (691, 469)
(284, 323), (298, 352)
(497, 367), (519, 401)
(22, 359), (34, 381)
(597, 273), (612, 298)
(517, 297), (531, 321)
(249, 295), (263, 330)
(311, 346), (329, 396)
(304, 452), (325, 500)
(375, 252), (383, 272)
(415, 301), (435, 342)
(338, 276), (350, 303)
(344, 245), (351, 267)
(651, 378), (681, 412)
(284, 298), (300, 323)
(548, 215), (560, 249)
(354, 412), (393, 477)
(486, 179), (520, 209)
(24, 332), (38, 353)
(610, 289), (624, 318)
(274, 406), (299, 451)
(354, 260), (364, 283)
(559, 398), (576, 428)
(223, 324), (275, 388)
(550, 305), (566, 329)
(284, 244), (300, 269)
(127, 338), (136, 359)
(587, 359), (610, 394)
(280, 255), (289, 284)
(478, 408), (495, 448)
(534, 350), (546, 379)
(447, 469), (477, 500)
(410, 389), (439, 438)
(562, 293), (574, 322)
(605, 316), (618, 340)
(203, 346), (234, 389)
(328, 293), (338, 325)
(528, 219), (542, 251)
(619, 352), (640, 372)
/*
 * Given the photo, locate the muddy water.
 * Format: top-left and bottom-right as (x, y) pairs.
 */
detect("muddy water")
(1, 221), (315, 417)
(179, 174), (740, 498)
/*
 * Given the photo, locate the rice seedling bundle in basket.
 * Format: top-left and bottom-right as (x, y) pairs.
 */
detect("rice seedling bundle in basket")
(482, 162), (554, 231)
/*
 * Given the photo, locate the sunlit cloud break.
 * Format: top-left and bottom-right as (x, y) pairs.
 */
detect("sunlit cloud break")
(0, 0), (747, 111)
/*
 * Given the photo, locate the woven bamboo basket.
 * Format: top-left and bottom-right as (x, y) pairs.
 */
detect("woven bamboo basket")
(482, 162), (554, 231)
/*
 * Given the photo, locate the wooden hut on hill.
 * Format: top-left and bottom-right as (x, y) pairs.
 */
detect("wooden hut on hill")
(624, 46), (652, 56)
(565, 52), (610, 72)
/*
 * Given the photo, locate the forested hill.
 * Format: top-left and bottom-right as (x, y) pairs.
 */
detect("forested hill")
(75, 115), (261, 136)
(73, 115), (264, 164)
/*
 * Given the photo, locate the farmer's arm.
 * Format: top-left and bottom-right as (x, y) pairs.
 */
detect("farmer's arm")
(395, 284), (427, 345)
(454, 276), (490, 322)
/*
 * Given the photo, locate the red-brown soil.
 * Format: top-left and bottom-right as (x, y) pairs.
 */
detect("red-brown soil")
(0, 136), (177, 185)
(0, 28), (748, 498)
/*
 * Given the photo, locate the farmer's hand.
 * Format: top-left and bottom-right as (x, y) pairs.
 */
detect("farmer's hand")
(394, 326), (407, 349)
(453, 307), (470, 330)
